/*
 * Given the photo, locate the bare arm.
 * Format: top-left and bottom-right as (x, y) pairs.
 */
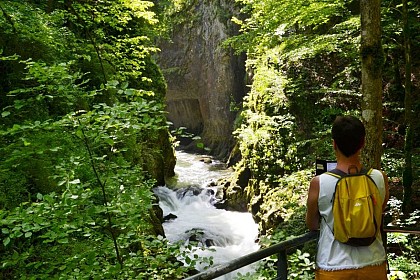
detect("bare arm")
(306, 176), (320, 231)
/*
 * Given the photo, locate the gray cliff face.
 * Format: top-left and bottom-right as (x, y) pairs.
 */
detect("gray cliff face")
(158, 0), (246, 159)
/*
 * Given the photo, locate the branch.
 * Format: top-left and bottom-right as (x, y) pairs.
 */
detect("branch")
(65, 2), (108, 84)
(77, 119), (123, 266)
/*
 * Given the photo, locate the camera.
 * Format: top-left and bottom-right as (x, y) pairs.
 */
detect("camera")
(315, 159), (337, 175)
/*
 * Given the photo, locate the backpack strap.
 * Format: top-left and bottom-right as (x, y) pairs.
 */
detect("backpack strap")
(326, 168), (347, 178)
(323, 169), (347, 233)
(326, 167), (372, 177)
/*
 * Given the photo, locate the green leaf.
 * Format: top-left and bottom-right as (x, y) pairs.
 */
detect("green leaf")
(104, 137), (114, 146)
(58, 238), (69, 244)
(107, 80), (119, 87)
(58, 180), (67, 186)
(1, 111), (10, 117)
(11, 124), (21, 131)
(75, 129), (84, 138)
(22, 138), (31, 146)
(59, 265), (67, 270)
(25, 232), (32, 238)
(3, 237), (10, 247)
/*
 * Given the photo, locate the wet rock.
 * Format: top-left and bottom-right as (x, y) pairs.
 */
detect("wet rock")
(205, 239), (215, 247)
(177, 186), (203, 199)
(200, 156), (213, 164)
(163, 213), (178, 222)
(187, 228), (205, 244)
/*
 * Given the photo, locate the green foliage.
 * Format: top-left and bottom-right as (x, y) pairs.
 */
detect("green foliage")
(228, 5), (365, 278)
(64, 0), (166, 97)
(254, 170), (312, 237)
(0, 0), (172, 203)
(228, 0), (350, 56)
(1, 0), (419, 278)
(0, 0), (183, 278)
(0, 79), (185, 278)
(155, 0), (199, 32)
(227, 0), (420, 278)
(0, 60), (87, 207)
(0, 1), (71, 63)
(234, 64), (306, 180)
(0, 185), (193, 279)
(0, 73), (183, 278)
(387, 227), (420, 279)
(233, 249), (315, 280)
(382, 149), (405, 179)
(230, 0), (363, 186)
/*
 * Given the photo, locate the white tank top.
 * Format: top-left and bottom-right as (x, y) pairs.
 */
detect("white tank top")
(317, 169), (387, 270)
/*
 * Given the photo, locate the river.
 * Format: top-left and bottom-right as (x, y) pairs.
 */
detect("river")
(153, 151), (260, 279)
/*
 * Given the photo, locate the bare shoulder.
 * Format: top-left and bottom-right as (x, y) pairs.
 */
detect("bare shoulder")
(307, 176), (320, 201)
(309, 176), (320, 191)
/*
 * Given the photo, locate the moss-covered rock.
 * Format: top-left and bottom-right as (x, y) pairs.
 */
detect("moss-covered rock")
(224, 168), (312, 236)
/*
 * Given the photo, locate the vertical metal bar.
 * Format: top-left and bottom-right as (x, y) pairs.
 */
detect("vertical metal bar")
(277, 250), (288, 280)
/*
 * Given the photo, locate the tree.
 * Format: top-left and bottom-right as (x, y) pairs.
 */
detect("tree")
(360, 0), (384, 169)
(402, 0), (413, 213)
(0, 1), (187, 278)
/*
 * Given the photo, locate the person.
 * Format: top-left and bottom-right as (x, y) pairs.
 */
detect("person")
(306, 115), (389, 279)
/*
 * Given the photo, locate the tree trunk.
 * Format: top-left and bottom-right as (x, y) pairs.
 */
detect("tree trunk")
(402, 0), (413, 214)
(47, 0), (55, 13)
(360, 0), (384, 169)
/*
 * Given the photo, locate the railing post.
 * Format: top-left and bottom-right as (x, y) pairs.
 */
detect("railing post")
(277, 250), (288, 280)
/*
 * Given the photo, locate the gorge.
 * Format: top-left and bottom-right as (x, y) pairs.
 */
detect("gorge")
(157, 0), (247, 160)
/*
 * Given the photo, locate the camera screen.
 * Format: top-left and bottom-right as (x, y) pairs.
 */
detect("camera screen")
(315, 159), (337, 175)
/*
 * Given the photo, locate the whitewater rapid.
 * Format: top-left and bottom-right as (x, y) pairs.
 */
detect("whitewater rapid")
(154, 151), (259, 279)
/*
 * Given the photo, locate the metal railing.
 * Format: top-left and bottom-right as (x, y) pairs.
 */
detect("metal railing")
(184, 231), (319, 280)
(184, 227), (420, 280)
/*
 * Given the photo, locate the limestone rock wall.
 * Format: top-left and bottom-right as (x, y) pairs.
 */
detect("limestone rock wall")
(158, 0), (246, 159)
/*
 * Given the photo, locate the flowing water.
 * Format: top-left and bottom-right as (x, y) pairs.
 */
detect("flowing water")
(154, 151), (260, 279)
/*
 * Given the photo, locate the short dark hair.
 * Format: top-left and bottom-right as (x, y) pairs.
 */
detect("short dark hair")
(332, 116), (365, 157)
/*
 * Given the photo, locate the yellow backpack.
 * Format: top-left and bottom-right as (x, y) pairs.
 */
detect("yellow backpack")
(326, 167), (383, 246)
